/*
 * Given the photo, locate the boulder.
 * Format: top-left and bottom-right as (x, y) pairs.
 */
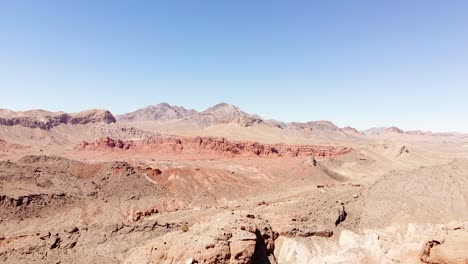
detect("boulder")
(421, 229), (468, 264)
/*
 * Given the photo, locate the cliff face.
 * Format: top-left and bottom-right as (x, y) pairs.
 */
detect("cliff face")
(76, 136), (352, 158)
(0, 109), (116, 130)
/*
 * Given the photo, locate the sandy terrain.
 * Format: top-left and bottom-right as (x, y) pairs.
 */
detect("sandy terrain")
(1, 105), (467, 263)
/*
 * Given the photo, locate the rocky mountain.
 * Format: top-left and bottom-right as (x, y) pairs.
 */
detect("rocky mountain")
(183, 103), (264, 128)
(0, 109), (116, 130)
(287, 121), (346, 136)
(116, 103), (197, 122)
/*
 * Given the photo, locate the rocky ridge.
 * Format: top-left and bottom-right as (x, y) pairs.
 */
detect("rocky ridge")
(76, 136), (353, 158)
(116, 103), (197, 122)
(0, 109), (116, 130)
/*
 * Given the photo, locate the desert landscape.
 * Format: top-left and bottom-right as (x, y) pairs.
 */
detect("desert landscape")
(2, 2), (468, 263)
(1, 103), (467, 263)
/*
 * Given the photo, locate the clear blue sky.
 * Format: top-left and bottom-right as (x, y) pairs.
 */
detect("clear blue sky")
(1, 1), (467, 132)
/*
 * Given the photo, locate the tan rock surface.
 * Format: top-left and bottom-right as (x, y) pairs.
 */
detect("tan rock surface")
(422, 228), (468, 264)
(125, 211), (277, 264)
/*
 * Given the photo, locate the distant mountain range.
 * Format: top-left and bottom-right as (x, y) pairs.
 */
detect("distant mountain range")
(115, 103), (463, 137)
(0, 103), (460, 137)
(116, 102), (356, 134)
(117, 102), (263, 127)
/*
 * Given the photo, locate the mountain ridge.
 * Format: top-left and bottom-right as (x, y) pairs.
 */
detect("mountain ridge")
(0, 103), (461, 135)
(116, 103), (197, 122)
(0, 109), (115, 130)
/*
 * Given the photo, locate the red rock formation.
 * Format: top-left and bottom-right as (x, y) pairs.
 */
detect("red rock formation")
(76, 137), (133, 150)
(76, 135), (352, 158)
(136, 166), (162, 177)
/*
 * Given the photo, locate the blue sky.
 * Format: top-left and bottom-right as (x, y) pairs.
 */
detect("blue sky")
(0, 1), (467, 132)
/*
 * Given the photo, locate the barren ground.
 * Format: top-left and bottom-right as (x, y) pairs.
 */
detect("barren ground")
(1, 118), (467, 263)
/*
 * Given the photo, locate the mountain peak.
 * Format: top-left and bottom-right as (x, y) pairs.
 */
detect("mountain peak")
(117, 103), (197, 122)
(184, 103), (263, 128)
(155, 102), (171, 107)
(214, 102), (230, 107)
(206, 102), (239, 111)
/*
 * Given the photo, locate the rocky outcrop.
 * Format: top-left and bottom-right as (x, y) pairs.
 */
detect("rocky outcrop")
(116, 103), (198, 122)
(77, 137), (134, 150)
(421, 228), (468, 264)
(69, 109), (116, 125)
(0, 193), (75, 220)
(76, 136), (352, 158)
(280, 227), (333, 238)
(0, 109), (116, 130)
(335, 205), (347, 226)
(0, 156), (167, 222)
(92, 124), (159, 140)
(396, 145), (410, 156)
(0, 217), (179, 264)
(124, 211), (277, 264)
(0, 112), (70, 130)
